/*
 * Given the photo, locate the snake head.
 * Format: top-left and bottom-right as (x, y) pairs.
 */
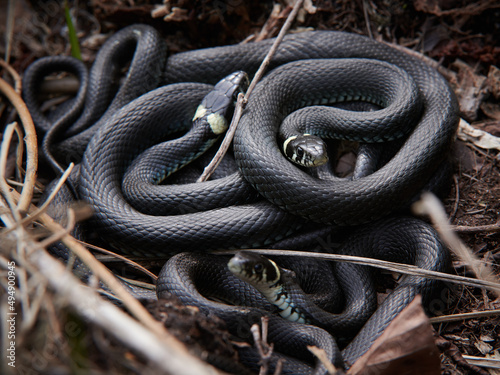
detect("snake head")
(283, 134), (329, 167)
(193, 71), (249, 136)
(228, 251), (280, 287)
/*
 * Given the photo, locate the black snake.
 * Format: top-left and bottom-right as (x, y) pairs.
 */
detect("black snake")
(22, 24), (458, 374)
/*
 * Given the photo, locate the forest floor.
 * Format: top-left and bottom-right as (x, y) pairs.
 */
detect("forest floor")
(1, 1), (499, 374)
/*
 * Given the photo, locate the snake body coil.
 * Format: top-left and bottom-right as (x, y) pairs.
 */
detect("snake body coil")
(22, 24), (457, 374)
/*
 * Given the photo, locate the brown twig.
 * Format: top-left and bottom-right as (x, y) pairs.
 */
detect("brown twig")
(251, 316), (282, 375)
(197, 0), (305, 183)
(0, 77), (38, 213)
(413, 193), (500, 298)
(215, 249), (500, 294)
(307, 346), (339, 374)
(1, 163), (75, 237)
(435, 335), (490, 375)
(449, 174), (460, 222)
(1, 190), (220, 375)
(0, 59), (22, 93)
(429, 308), (500, 324)
(0, 123), (22, 221)
(76, 239), (158, 282)
(451, 222), (500, 233)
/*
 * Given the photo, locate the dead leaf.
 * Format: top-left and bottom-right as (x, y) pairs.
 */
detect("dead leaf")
(457, 118), (500, 151)
(348, 295), (441, 375)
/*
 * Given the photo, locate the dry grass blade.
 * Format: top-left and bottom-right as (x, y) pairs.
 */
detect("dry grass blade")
(462, 355), (500, 370)
(308, 346), (339, 374)
(1, 149), (220, 375)
(0, 123), (22, 220)
(197, 0), (305, 182)
(0, 77), (37, 213)
(0, 58), (219, 374)
(413, 192), (500, 298)
(429, 309), (500, 323)
(0, 59), (22, 92)
(1, 163), (74, 236)
(4, 0), (16, 63)
(215, 249), (500, 294)
(77, 240), (158, 282)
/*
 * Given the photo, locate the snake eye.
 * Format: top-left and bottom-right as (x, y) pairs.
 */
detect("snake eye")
(296, 147), (304, 158)
(254, 263), (263, 274)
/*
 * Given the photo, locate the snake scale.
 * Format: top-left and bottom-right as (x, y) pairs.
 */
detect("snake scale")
(22, 24), (458, 374)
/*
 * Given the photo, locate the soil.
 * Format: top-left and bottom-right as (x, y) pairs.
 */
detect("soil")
(1, 1), (499, 374)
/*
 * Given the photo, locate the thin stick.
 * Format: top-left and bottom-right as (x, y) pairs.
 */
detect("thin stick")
(307, 346), (338, 374)
(2, 190), (220, 375)
(4, 0), (16, 63)
(1, 163), (74, 236)
(251, 316), (275, 375)
(0, 77), (38, 213)
(75, 239), (158, 282)
(451, 222), (500, 233)
(429, 309), (500, 324)
(197, 0), (305, 182)
(462, 355), (500, 370)
(0, 59), (22, 92)
(362, 0), (373, 39)
(413, 192), (500, 297)
(215, 249), (500, 294)
(0, 123), (22, 221)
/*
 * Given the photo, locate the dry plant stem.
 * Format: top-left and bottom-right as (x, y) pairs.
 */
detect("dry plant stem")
(307, 346), (338, 375)
(251, 316), (276, 375)
(4, 1), (15, 63)
(2, 163), (74, 236)
(0, 123), (22, 221)
(8, 188), (162, 329)
(429, 308), (500, 323)
(27, 249), (220, 375)
(0, 77), (38, 212)
(435, 336), (490, 375)
(197, 93), (245, 182)
(14, 124), (25, 183)
(451, 222), (500, 233)
(413, 192), (500, 298)
(1, 192), (220, 375)
(0, 59), (22, 92)
(78, 240), (158, 281)
(215, 249), (500, 294)
(197, 0), (304, 182)
(462, 355), (500, 370)
(362, 0), (373, 39)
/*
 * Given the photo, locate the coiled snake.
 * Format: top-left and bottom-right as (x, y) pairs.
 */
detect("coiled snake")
(23, 24), (458, 374)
